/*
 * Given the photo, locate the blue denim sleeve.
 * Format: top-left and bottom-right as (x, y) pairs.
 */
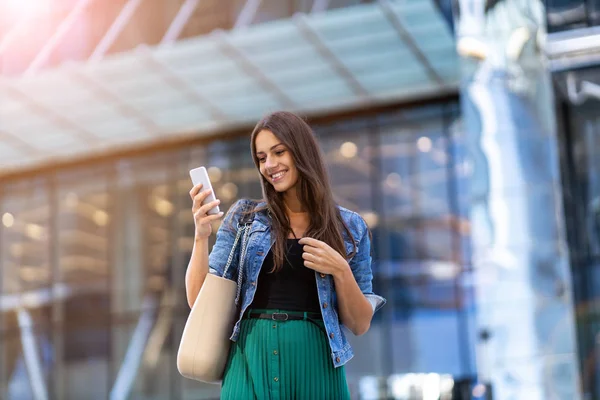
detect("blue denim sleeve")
(349, 214), (386, 314)
(207, 199), (243, 279)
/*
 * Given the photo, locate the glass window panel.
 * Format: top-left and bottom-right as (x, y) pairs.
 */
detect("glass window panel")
(359, 69), (432, 95)
(229, 16), (307, 51)
(0, 180), (53, 399)
(421, 222), (456, 260)
(217, 95), (281, 118)
(342, 47), (416, 75)
(545, 0), (589, 32)
(327, 32), (406, 62)
(269, 63), (336, 87)
(580, 114), (600, 258)
(149, 105), (214, 129)
(244, 44), (318, 77)
(379, 120), (445, 220)
(109, 152), (182, 400)
(57, 175), (110, 288)
(374, 225), (418, 262)
(285, 77), (355, 106)
(1, 323), (54, 400)
(1, 180), (51, 293)
(111, 318), (176, 400)
(322, 127), (377, 214)
(562, 96), (600, 398)
(55, 167), (112, 400)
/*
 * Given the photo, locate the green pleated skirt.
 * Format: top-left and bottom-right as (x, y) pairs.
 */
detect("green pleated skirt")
(221, 309), (350, 400)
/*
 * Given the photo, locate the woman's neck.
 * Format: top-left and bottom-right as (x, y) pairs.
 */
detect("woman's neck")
(283, 188), (306, 214)
(285, 203), (307, 215)
(285, 201), (309, 239)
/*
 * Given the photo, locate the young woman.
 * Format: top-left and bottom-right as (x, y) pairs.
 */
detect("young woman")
(185, 111), (385, 399)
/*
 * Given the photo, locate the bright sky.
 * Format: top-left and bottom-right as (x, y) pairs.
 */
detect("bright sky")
(1, 0), (52, 20)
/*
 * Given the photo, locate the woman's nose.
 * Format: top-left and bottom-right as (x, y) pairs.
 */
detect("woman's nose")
(265, 157), (278, 169)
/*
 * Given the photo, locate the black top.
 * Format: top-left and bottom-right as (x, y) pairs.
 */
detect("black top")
(250, 239), (321, 313)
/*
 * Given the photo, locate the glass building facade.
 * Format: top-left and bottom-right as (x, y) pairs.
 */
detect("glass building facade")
(0, 101), (480, 399)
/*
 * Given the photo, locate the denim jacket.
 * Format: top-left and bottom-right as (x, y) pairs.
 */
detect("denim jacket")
(208, 199), (386, 368)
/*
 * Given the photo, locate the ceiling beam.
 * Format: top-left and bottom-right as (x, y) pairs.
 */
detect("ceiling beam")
(0, 82), (100, 145)
(234, 0), (263, 30)
(214, 30), (297, 109)
(294, 14), (371, 100)
(160, 0), (202, 46)
(0, 130), (44, 157)
(90, 0), (145, 62)
(138, 46), (230, 122)
(69, 70), (160, 136)
(26, 0), (95, 75)
(379, 0), (445, 86)
(311, 0), (330, 13)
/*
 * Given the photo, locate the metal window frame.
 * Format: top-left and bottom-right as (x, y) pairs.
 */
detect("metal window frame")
(160, 0), (202, 46)
(294, 14), (372, 100)
(1, 82), (101, 145)
(214, 30), (297, 108)
(138, 46), (230, 122)
(234, 0), (263, 29)
(379, 0), (445, 86)
(68, 69), (161, 136)
(90, 0), (145, 63)
(26, 0), (96, 76)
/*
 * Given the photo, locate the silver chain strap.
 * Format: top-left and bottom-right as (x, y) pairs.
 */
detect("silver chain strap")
(220, 211), (254, 307)
(235, 224), (252, 306)
(221, 227), (244, 279)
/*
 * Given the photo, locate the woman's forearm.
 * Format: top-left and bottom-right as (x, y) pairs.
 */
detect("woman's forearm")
(332, 265), (373, 336)
(185, 237), (210, 308)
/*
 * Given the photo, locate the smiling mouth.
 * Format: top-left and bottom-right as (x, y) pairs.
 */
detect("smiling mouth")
(270, 170), (287, 182)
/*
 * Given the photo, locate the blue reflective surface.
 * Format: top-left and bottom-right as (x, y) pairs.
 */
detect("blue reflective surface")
(545, 0), (600, 32)
(456, 0), (582, 398)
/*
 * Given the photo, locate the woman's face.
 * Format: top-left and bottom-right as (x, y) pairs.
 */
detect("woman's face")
(255, 129), (299, 193)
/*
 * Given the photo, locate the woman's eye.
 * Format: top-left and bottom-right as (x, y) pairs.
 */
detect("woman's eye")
(258, 158), (266, 163)
(275, 150), (285, 156)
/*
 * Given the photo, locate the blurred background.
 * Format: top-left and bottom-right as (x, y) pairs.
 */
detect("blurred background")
(0, 0), (598, 399)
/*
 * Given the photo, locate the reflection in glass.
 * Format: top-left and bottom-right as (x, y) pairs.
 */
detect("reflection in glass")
(0, 102), (473, 399)
(0, 180), (52, 399)
(56, 171), (111, 400)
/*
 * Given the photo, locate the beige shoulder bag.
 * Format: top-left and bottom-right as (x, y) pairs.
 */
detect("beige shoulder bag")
(177, 207), (254, 383)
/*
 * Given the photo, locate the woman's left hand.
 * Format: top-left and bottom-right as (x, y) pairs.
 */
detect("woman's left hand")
(298, 237), (349, 277)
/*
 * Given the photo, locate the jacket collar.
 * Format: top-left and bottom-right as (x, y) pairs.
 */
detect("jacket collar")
(251, 201), (271, 227)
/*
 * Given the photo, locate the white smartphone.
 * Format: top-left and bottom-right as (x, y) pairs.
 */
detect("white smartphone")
(189, 166), (221, 216)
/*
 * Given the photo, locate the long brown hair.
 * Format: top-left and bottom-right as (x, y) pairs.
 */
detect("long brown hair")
(250, 111), (355, 272)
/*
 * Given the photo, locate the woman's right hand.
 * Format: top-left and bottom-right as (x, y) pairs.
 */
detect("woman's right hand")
(189, 183), (224, 239)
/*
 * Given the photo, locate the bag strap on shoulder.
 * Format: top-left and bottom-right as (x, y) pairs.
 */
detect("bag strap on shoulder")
(222, 200), (257, 306)
(238, 202), (256, 227)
